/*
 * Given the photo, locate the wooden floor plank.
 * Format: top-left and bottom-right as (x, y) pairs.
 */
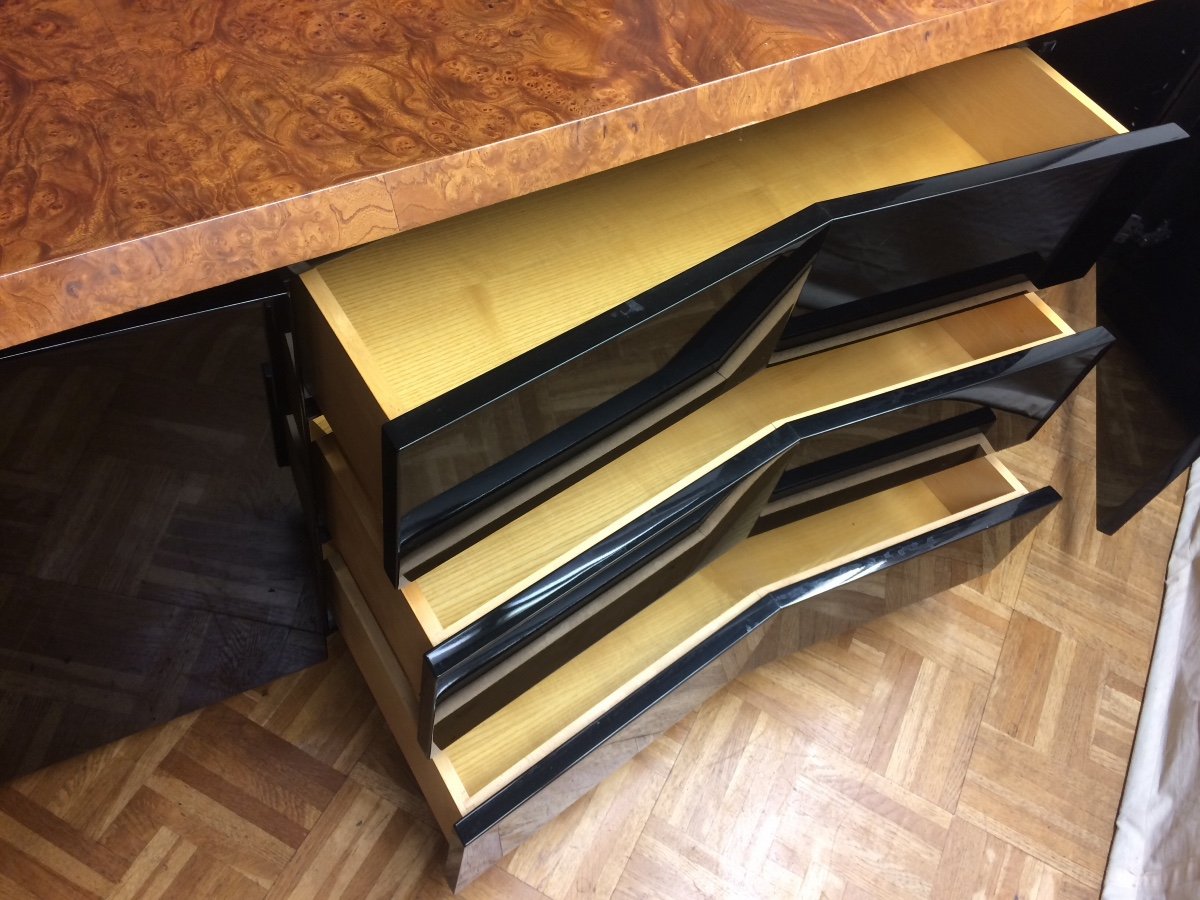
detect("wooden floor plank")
(500, 719), (686, 899)
(932, 819), (1096, 900)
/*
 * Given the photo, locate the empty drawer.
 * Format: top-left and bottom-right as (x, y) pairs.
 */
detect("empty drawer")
(294, 48), (1175, 586)
(322, 288), (1109, 753)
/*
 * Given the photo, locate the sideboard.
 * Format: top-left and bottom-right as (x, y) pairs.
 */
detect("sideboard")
(0, 0), (1189, 892)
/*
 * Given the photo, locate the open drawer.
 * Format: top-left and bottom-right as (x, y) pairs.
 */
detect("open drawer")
(294, 47), (1183, 586)
(321, 287), (1112, 753)
(327, 447), (1058, 891)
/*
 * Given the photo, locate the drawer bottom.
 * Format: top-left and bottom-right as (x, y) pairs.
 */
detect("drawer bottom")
(327, 451), (1055, 891)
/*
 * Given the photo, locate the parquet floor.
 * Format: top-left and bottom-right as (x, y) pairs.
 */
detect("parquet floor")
(0, 278), (1188, 899)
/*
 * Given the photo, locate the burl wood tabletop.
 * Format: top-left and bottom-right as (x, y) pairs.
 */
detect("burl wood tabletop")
(0, 0), (1147, 349)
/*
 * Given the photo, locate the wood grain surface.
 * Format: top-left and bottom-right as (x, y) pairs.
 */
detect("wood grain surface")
(0, 276), (1187, 897)
(0, 0), (1150, 349)
(304, 48), (1114, 421)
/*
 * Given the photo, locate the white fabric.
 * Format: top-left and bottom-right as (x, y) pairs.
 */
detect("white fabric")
(1103, 462), (1200, 900)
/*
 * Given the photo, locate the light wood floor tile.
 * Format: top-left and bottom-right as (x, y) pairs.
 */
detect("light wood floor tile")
(983, 611), (1062, 746)
(862, 653), (988, 811)
(771, 738), (953, 900)
(859, 585), (1013, 685)
(958, 721), (1121, 890)
(14, 712), (199, 840)
(501, 719), (686, 900)
(242, 640), (379, 774)
(264, 779), (439, 900)
(649, 694), (796, 877)
(932, 818), (1095, 900)
(730, 634), (886, 756)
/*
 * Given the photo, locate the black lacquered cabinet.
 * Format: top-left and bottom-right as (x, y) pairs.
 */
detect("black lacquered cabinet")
(327, 445), (1058, 887)
(414, 294), (1114, 753)
(450, 467), (1060, 847)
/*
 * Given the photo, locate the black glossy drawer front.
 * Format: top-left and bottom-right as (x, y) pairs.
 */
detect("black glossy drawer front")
(453, 483), (1059, 847)
(416, 322), (1111, 753)
(375, 124), (1181, 587)
(382, 234), (821, 583)
(781, 123), (1187, 349)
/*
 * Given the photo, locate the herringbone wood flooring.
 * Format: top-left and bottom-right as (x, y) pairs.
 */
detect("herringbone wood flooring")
(0, 278), (1187, 898)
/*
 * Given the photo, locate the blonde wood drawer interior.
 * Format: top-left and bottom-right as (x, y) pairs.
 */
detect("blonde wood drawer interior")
(297, 39), (1142, 893)
(297, 47), (1123, 534)
(326, 448), (1031, 838)
(322, 290), (1073, 685)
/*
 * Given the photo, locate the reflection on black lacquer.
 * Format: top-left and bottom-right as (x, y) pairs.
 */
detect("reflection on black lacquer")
(452, 487), (1058, 846)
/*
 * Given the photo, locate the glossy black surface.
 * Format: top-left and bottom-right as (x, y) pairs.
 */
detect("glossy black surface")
(1096, 332), (1200, 533)
(0, 303), (327, 782)
(781, 125), (1187, 349)
(426, 453), (789, 750)
(756, 419), (990, 531)
(376, 124), (1182, 585)
(0, 271), (290, 363)
(418, 323), (1112, 753)
(1035, 1), (1200, 532)
(1094, 157), (1200, 531)
(453, 486), (1059, 845)
(764, 409), (996, 505)
(1034, 0), (1200, 132)
(263, 296), (330, 614)
(382, 234), (821, 583)
(431, 453), (788, 750)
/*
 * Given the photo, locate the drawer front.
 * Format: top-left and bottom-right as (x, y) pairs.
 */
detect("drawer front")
(416, 319), (1111, 751)
(426, 452), (792, 751)
(378, 127), (1180, 585)
(378, 230), (822, 584)
(767, 326), (1116, 500)
(780, 124), (1186, 351)
(450, 473), (1059, 851)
